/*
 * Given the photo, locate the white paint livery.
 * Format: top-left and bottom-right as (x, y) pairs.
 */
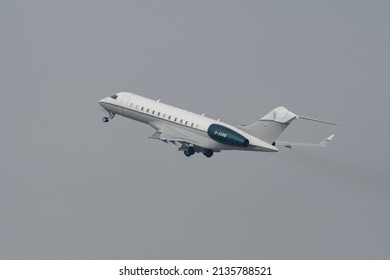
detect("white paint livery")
(99, 92), (337, 158)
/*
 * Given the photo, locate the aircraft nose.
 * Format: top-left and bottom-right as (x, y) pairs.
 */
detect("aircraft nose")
(100, 96), (111, 103)
(98, 98), (108, 109)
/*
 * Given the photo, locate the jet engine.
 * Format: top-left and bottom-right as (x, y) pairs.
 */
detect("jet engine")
(207, 124), (249, 148)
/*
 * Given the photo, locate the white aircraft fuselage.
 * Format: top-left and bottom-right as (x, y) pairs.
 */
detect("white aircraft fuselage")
(99, 92), (335, 158)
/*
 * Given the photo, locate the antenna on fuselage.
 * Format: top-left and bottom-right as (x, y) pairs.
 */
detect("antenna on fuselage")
(157, 99), (160, 102)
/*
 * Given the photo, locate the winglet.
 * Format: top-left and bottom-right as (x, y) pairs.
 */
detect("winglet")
(318, 134), (335, 148)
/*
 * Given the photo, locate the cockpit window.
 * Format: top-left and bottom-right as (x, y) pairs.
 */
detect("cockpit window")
(110, 94), (118, 100)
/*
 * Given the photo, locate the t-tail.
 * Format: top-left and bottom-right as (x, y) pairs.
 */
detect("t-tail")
(238, 106), (338, 145)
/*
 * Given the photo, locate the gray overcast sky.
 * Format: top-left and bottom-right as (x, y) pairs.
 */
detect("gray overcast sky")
(1, 0), (389, 259)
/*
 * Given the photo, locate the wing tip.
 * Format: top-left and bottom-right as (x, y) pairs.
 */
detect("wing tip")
(318, 134), (335, 147)
(326, 134), (335, 141)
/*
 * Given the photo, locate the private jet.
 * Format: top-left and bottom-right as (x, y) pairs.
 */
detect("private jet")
(99, 92), (337, 158)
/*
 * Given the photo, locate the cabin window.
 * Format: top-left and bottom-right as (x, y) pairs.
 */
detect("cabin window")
(191, 123), (194, 127)
(185, 121), (188, 125)
(180, 119), (183, 124)
(146, 108), (149, 113)
(174, 117), (177, 122)
(110, 94), (118, 100)
(168, 116), (171, 120)
(196, 124), (199, 128)
(158, 112), (160, 116)
(152, 110), (155, 115)
(141, 107), (144, 111)
(163, 113), (166, 118)
(136, 105), (139, 110)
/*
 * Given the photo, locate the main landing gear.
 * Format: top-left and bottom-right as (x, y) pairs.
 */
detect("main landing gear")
(203, 149), (213, 158)
(183, 147), (214, 158)
(184, 146), (195, 157)
(102, 112), (115, 123)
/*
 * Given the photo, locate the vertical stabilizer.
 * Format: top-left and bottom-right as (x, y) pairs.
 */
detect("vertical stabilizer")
(239, 107), (298, 144)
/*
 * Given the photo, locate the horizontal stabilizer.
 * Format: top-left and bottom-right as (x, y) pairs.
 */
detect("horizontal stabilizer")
(276, 134), (335, 149)
(299, 116), (340, 126)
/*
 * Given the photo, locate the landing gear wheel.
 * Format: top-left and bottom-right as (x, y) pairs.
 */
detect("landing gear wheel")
(102, 117), (109, 123)
(184, 146), (195, 157)
(188, 146), (195, 155)
(203, 149), (213, 158)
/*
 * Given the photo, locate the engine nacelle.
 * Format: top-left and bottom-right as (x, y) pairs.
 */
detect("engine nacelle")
(207, 124), (249, 148)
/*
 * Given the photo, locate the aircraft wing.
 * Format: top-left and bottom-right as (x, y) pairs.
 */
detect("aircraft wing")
(275, 134), (334, 149)
(149, 125), (198, 146)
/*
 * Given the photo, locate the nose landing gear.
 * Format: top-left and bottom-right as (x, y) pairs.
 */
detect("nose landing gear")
(101, 112), (115, 123)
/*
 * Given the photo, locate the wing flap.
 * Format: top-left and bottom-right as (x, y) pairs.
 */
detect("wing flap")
(149, 125), (198, 146)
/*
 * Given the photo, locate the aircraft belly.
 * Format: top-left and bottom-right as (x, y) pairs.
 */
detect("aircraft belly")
(122, 109), (152, 124)
(134, 112), (150, 123)
(104, 103), (121, 115)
